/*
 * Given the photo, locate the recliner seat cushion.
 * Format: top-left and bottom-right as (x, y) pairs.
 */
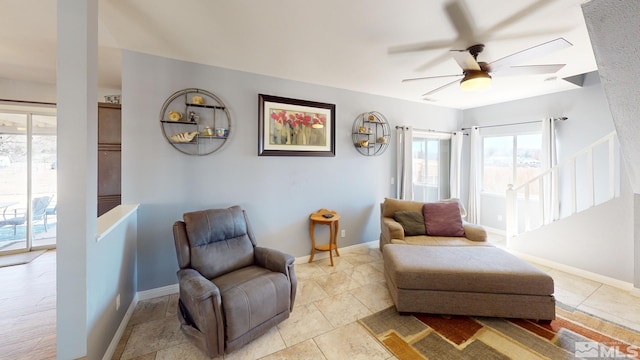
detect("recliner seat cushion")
(213, 266), (291, 341)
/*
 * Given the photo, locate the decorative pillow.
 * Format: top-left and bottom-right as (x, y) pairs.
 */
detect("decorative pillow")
(393, 211), (427, 236)
(422, 202), (465, 237)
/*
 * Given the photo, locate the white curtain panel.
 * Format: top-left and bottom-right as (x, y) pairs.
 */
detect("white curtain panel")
(449, 131), (464, 199)
(396, 126), (413, 200)
(467, 127), (481, 224)
(541, 117), (557, 223)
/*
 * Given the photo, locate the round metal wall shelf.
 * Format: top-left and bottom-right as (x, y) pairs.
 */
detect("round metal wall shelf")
(159, 88), (232, 155)
(352, 111), (390, 156)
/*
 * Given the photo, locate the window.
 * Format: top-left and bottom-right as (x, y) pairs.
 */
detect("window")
(412, 133), (451, 202)
(482, 133), (541, 196)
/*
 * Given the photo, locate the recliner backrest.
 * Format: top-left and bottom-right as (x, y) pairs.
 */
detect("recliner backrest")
(182, 206), (256, 279)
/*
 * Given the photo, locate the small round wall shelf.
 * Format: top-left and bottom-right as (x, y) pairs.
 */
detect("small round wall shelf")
(352, 111), (390, 156)
(159, 88), (232, 155)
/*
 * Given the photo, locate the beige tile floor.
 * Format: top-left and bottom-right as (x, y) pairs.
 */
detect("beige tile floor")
(2, 236), (640, 360)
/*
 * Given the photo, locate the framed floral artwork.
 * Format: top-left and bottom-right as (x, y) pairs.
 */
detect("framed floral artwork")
(258, 94), (336, 156)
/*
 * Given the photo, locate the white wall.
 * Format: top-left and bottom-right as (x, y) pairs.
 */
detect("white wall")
(461, 73), (635, 283)
(583, 0), (640, 289)
(121, 50), (461, 291)
(462, 72), (616, 230)
(511, 161), (634, 282)
(0, 77), (120, 105)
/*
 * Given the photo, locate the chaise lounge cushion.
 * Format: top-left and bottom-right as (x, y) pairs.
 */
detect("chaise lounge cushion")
(422, 201), (465, 237)
(385, 245), (554, 296)
(393, 211), (426, 236)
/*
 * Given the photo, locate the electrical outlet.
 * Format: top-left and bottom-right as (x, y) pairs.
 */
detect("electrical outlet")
(116, 294), (120, 311)
(391, 177), (395, 185)
(341, 229), (346, 238)
(497, 215), (503, 222)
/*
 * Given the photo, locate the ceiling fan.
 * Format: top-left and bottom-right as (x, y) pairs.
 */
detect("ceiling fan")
(402, 37), (572, 98)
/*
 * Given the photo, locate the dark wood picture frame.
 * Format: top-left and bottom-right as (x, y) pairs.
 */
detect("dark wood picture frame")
(258, 94), (336, 157)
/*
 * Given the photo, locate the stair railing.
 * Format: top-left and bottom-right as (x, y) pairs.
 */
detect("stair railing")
(506, 131), (618, 239)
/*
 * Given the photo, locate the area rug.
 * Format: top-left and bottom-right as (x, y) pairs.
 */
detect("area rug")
(0, 250), (46, 268)
(359, 304), (640, 359)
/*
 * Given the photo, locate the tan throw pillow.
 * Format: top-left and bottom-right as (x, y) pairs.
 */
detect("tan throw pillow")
(393, 211), (427, 236)
(422, 202), (465, 237)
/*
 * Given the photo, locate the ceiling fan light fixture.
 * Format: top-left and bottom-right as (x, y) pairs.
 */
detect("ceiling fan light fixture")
(460, 71), (492, 92)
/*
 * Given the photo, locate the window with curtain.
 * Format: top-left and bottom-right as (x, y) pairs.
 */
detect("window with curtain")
(412, 132), (451, 202)
(482, 133), (542, 196)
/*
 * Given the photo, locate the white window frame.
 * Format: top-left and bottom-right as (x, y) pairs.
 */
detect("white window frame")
(481, 128), (541, 197)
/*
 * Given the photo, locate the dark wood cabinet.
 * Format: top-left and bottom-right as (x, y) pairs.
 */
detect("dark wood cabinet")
(97, 102), (121, 217)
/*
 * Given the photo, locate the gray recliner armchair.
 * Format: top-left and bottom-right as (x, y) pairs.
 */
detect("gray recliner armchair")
(172, 205), (297, 357)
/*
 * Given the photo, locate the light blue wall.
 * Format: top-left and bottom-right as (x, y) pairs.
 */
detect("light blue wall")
(87, 208), (138, 359)
(121, 51), (461, 291)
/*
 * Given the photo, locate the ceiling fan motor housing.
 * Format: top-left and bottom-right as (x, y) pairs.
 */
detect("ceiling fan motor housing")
(460, 70), (492, 91)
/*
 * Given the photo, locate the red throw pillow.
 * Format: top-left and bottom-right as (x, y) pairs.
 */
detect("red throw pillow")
(422, 201), (465, 237)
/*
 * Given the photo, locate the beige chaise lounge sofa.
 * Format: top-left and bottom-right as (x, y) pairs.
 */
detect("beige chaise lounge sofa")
(379, 198), (556, 321)
(380, 197), (488, 249)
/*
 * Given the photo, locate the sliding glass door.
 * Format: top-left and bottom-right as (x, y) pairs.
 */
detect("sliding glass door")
(0, 109), (57, 254)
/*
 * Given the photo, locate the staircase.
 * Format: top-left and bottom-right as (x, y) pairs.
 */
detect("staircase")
(506, 131), (619, 239)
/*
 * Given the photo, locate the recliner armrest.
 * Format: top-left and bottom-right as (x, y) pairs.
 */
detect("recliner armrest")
(463, 221), (487, 242)
(254, 246), (297, 310)
(254, 246), (294, 274)
(178, 268), (221, 302)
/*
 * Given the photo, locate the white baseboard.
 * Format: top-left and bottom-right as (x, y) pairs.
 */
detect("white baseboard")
(102, 293), (138, 360)
(103, 284), (180, 360)
(138, 283), (179, 300)
(506, 248), (637, 292)
(295, 240), (379, 264)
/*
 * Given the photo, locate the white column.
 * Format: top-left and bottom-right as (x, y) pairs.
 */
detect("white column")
(56, 0), (98, 358)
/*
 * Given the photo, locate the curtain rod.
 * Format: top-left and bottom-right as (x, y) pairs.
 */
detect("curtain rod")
(396, 126), (466, 135)
(460, 117), (567, 131)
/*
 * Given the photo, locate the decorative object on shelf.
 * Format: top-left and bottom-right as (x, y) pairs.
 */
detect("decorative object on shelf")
(160, 88), (232, 155)
(201, 126), (213, 136)
(188, 111), (199, 122)
(352, 111), (391, 156)
(104, 95), (121, 104)
(170, 131), (198, 143)
(169, 111), (182, 121)
(215, 128), (228, 138)
(258, 94), (336, 157)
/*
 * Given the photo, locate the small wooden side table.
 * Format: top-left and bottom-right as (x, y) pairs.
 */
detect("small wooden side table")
(308, 209), (341, 266)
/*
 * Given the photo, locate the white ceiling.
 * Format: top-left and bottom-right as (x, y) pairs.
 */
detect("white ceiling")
(0, 0), (597, 109)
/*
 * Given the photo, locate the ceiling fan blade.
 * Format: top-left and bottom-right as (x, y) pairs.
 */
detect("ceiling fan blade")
(444, 0), (476, 41)
(402, 74), (462, 83)
(388, 39), (456, 54)
(414, 51), (455, 72)
(451, 50), (481, 71)
(484, 0), (557, 36)
(422, 78), (461, 97)
(488, 37), (572, 73)
(496, 64), (566, 76)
